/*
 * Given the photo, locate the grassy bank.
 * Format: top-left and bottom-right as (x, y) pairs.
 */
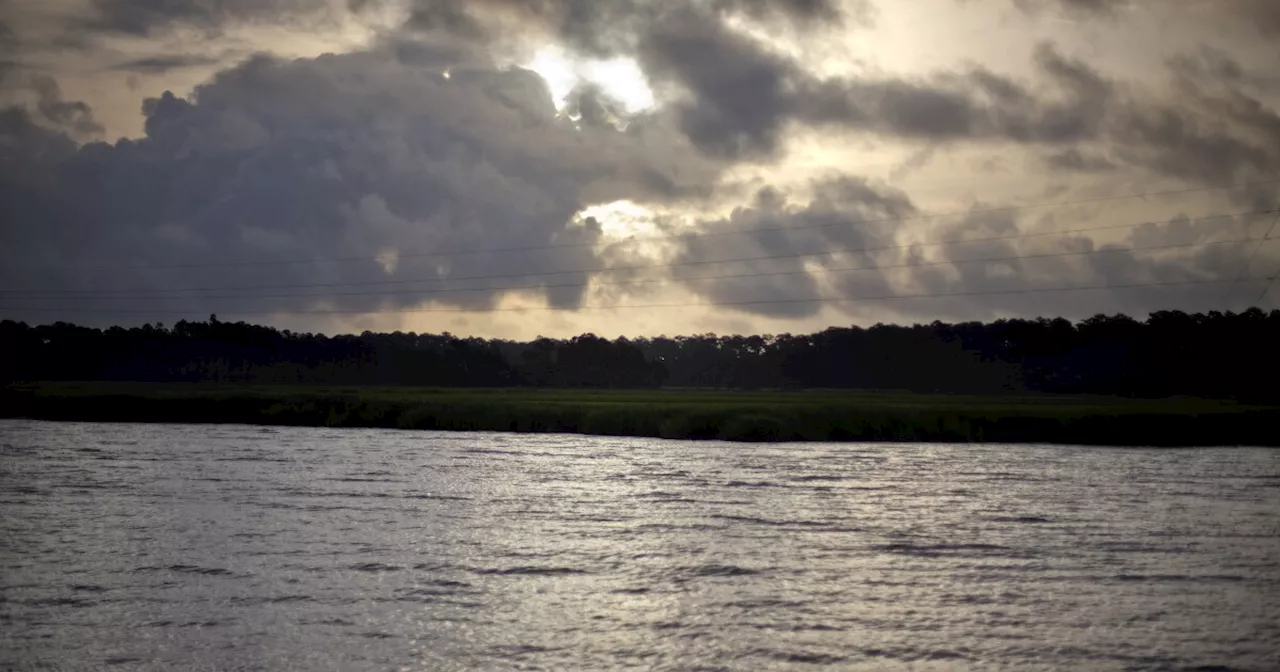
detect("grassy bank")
(3, 382), (1277, 446)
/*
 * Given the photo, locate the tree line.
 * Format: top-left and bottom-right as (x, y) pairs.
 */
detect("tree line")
(2, 309), (1277, 399)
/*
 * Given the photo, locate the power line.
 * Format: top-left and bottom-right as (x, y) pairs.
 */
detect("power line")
(1254, 275), (1279, 308)
(1235, 209), (1280, 309)
(5, 178), (1277, 273)
(1223, 208), (1274, 308)
(0, 277), (1257, 317)
(1, 237), (1256, 303)
(4, 209), (1269, 297)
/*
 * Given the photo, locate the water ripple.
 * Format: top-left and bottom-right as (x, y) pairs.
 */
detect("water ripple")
(1, 419), (1277, 671)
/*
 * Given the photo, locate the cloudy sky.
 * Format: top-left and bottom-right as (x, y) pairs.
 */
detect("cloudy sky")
(1, 0), (1278, 339)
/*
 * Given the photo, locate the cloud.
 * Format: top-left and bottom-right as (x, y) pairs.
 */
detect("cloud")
(845, 207), (1274, 324)
(667, 177), (915, 317)
(391, 1), (872, 159)
(23, 1), (1276, 180)
(1231, 0), (1280, 34)
(0, 107), (79, 185)
(1044, 149), (1117, 172)
(1105, 55), (1280, 185)
(30, 76), (103, 137)
(0, 69), (103, 138)
(656, 172), (1278, 322)
(635, 8), (801, 159)
(393, 0), (859, 51)
(718, 0), (856, 24)
(1, 0), (1277, 333)
(79, 0), (342, 36)
(3, 28), (1273, 328)
(109, 54), (227, 74)
(1010, 0), (1127, 18)
(570, 11), (1122, 161)
(1009, 0), (1280, 35)
(0, 40), (721, 323)
(899, 44), (1280, 188)
(778, 44), (1116, 149)
(500, 5), (1133, 165)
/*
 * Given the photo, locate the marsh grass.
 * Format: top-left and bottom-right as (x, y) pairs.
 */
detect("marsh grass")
(3, 382), (1276, 446)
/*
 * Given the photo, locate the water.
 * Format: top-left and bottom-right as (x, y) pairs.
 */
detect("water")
(1, 420), (1277, 671)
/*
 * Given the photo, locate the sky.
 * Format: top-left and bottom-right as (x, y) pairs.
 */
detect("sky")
(0, 0), (1278, 339)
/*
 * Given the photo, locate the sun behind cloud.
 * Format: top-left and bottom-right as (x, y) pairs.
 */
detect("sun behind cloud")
(523, 47), (656, 115)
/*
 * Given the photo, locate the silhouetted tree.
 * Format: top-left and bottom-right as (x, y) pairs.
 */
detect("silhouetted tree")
(2, 309), (1278, 400)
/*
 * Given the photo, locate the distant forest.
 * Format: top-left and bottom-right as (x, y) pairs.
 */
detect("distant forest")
(2, 309), (1278, 400)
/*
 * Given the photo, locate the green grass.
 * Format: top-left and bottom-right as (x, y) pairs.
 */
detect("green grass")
(2, 382), (1277, 446)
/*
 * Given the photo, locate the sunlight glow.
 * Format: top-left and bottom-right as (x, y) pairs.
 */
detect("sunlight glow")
(527, 49), (578, 108)
(524, 47), (655, 115)
(574, 200), (661, 239)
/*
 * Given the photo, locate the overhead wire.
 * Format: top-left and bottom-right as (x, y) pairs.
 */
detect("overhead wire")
(1235, 209), (1280, 309)
(0, 236), (1260, 304)
(2, 209), (1271, 298)
(0, 277), (1257, 317)
(3, 177), (1276, 274)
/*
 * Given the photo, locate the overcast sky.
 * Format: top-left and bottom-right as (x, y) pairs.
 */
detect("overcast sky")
(1, 0), (1278, 338)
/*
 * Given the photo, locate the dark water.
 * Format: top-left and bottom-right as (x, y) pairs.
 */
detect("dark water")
(1, 420), (1277, 671)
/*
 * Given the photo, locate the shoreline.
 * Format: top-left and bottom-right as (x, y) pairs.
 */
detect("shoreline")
(5, 415), (1277, 449)
(4, 383), (1278, 447)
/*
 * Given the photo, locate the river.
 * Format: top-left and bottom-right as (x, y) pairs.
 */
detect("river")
(1, 420), (1277, 670)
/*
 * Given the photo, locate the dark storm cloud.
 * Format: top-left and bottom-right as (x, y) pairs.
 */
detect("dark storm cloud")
(389, 0), (641, 53)
(0, 41), (720, 323)
(400, 0), (486, 38)
(79, 0), (339, 36)
(0, 107), (79, 178)
(933, 46), (1280, 188)
(826, 44), (1280, 319)
(635, 8), (799, 159)
(1010, 0), (1124, 17)
(1104, 55), (1280, 186)
(0, 70), (104, 137)
(716, 0), (853, 24)
(1108, 105), (1270, 185)
(565, 9), (1117, 160)
(562, 84), (628, 130)
(757, 43), (1116, 150)
(389, 0), (870, 159)
(662, 172), (1277, 321)
(668, 177), (914, 317)
(30, 76), (103, 136)
(1234, 0), (1280, 33)
(392, 0), (857, 50)
(1053, 0), (1117, 14)
(850, 206), (1276, 324)
(1044, 149), (1117, 172)
(1009, 0), (1280, 35)
(37, 0), (1275, 180)
(601, 7), (1133, 162)
(110, 54), (226, 74)
(1, 0), (1276, 329)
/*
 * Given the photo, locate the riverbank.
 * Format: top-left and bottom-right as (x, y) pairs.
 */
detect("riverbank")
(3, 383), (1277, 446)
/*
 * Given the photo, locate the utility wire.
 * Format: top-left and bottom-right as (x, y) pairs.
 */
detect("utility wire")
(1223, 208), (1274, 308)
(4, 178), (1276, 273)
(1254, 275), (1279, 308)
(1234, 209), (1280, 309)
(0, 277), (1256, 317)
(3, 209), (1269, 297)
(1, 237), (1256, 303)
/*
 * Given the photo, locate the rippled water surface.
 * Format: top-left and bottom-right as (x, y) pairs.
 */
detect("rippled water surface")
(1, 420), (1278, 670)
